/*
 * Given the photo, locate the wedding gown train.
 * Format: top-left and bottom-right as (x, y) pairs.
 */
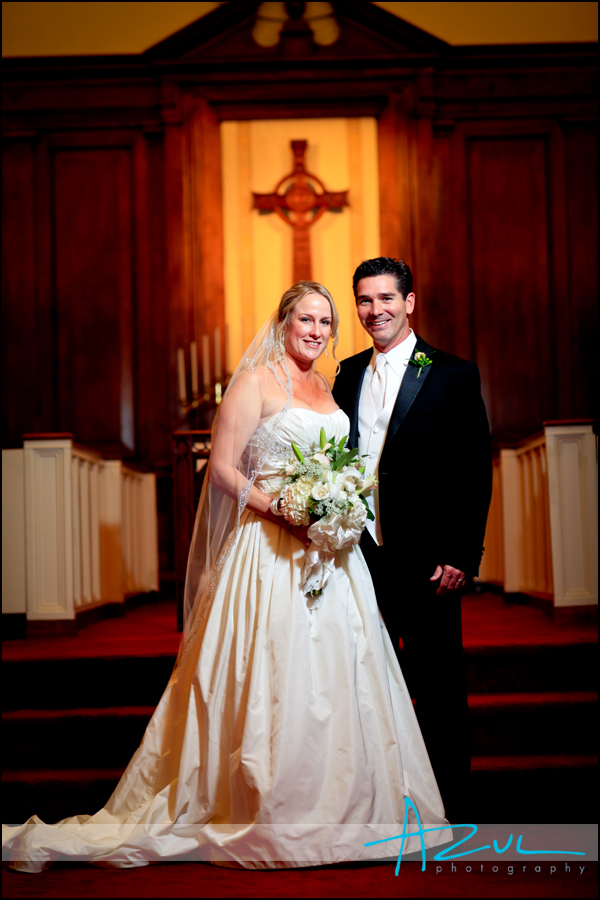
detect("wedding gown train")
(3, 408), (449, 871)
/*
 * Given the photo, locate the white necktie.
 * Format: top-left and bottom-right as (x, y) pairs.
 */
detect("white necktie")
(370, 353), (387, 418)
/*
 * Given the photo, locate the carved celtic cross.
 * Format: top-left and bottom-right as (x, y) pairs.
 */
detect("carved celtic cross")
(252, 140), (349, 282)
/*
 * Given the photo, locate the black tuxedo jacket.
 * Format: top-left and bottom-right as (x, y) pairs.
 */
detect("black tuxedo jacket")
(332, 334), (492, 578)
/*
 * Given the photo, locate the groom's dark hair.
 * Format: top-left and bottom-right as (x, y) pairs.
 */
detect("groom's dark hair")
(352, 257), (413, 300)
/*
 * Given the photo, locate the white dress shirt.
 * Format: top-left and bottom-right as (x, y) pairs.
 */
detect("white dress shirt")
(358, 329), (417, 545)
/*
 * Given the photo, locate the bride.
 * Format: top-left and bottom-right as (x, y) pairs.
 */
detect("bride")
(3, 282), (450, 872)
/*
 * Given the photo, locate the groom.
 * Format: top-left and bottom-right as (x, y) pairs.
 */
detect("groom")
(332, 257), (492, 821)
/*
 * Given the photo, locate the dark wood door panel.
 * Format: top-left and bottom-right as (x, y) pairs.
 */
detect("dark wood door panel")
(467, 135), (555, 441)
(565, 126), (598, 423)
(53, 146), (135, 455)
(2, 140), (55, 443)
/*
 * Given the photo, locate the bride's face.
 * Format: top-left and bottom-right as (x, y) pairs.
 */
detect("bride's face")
(284, 294), (333, 365)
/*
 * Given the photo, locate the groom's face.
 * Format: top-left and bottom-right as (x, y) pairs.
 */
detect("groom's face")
(355, 275), (416, 352)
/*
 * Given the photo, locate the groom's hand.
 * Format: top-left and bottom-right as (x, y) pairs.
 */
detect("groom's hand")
(430, 564), (466, 595)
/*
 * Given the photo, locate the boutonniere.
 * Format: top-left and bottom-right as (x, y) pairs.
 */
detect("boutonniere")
(409, 350), (435, 378)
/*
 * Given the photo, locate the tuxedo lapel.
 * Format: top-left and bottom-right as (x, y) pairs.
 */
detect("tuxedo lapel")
(349, 365), (369, 449)
(384, 335), (434, 447)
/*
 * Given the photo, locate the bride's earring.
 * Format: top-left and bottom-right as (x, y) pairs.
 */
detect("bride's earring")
(326, 346), (329, 359)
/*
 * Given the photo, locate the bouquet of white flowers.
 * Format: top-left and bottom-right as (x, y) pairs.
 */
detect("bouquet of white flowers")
(273, 427), (377, 606)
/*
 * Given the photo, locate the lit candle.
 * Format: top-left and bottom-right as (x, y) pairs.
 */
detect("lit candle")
(214, 327), (222, 382)
(177, 348), (187, 402)
(202, 334), (210, 388)
(190, 341), (199, 395)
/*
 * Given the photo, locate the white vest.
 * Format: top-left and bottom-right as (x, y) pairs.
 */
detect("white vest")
(358, 330), (417, 545)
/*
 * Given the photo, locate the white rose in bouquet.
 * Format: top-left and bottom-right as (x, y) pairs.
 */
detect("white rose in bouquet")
(311, 483), (329, 501)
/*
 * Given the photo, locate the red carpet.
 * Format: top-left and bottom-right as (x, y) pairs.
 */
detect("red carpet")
(3, 592), (598, 898)
(3, 592), (596, 661)
(2, 599), (181, 661)
(3, 859), (598, 898)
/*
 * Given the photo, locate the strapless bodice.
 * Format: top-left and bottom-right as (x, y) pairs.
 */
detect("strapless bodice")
(246, 407), (350, 496)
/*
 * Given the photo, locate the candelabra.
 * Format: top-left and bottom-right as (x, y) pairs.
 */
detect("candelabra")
(178, 383), (223, 419)
(177, 336), (226, 422)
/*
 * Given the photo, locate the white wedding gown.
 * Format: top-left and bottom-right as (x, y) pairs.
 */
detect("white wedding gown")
(3, 408), (450, 872)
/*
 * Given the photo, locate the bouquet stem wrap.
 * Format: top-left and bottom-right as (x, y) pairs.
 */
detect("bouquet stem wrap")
(301, 513), (366, 606)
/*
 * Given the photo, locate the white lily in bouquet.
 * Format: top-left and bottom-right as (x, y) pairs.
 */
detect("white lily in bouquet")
(275, 427), (377, 608)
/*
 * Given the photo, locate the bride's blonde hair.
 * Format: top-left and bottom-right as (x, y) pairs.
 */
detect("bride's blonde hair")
(272, 281), (340, 374)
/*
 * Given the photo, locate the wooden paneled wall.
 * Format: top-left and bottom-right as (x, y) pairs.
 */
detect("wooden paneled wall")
(3, 130), (168, 461)
(380, 105), (597, 444)
(2, 9), (597, 572)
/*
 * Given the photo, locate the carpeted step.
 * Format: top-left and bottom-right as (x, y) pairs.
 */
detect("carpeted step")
(468, 754), (599, 823)
(4, 755), (598, 827)
(2, 706), (156, 769)
(3, 640), (596, 713)
(2, 768), (125, 826)
(467, 691), (598, 755)
(2, 655), (177, 711)
(3, 596), (597, 830)
(462, 642), (596, 694)
(4, 691), (597, 771)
